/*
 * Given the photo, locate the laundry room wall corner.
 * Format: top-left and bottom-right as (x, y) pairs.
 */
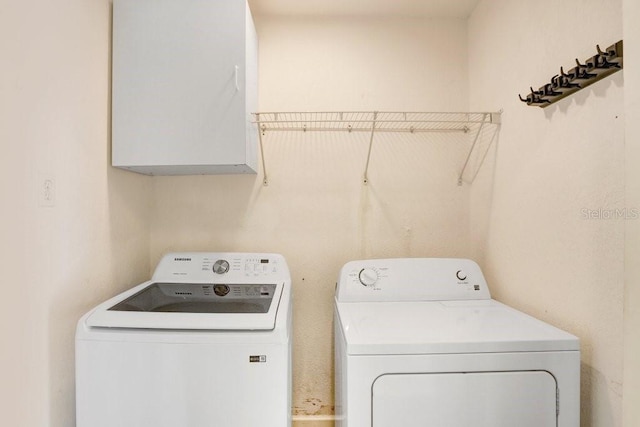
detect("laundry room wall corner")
(622, 0), (640, 425)
(469, 1), (624, 426)
(1, 0), (154, 426)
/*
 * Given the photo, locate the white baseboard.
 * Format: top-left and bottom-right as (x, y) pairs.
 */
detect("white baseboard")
(292, 415), (336, 427)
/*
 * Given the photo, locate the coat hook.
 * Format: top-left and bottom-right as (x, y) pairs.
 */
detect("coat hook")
(573, 59), (597, 79)
(530, 87), (550, 103)
(541, 83), (561, 97)
(519, 87), (550, 106)
(528, 87), (540, 105)
(585, 55), (599, 70)
(597, 55), (619, 69)
(559, 67), (581, 89)
(552, 71), (578, 90)
(559, 66), (578, 85)
(594, 46), (621, 69)
(565, 65), (578, 80)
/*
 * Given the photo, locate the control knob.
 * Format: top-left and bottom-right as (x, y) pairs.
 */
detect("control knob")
(213, 259), (230, 274)
(358, 268), (379, 287)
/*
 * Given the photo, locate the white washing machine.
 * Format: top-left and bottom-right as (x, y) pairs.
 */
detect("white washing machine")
(334, 258), (580, 427)
(76, 252), (292, 427)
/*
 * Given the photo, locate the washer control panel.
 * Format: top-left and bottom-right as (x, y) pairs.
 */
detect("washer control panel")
(336, 258), (491, 302)
(152, 252), (286, 283)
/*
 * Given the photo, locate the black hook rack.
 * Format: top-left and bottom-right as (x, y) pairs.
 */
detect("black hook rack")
(519, 40), (623, 108)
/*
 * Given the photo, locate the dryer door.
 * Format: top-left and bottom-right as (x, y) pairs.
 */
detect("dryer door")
(372, 371), (557, 427)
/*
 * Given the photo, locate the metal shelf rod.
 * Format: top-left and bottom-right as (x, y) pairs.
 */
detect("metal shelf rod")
(457, 113), (487, 186)
(258, 127), (468, 133)
(363, 112), (378, 185)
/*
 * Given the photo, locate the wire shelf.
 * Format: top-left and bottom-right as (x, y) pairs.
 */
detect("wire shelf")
(251, 111), (501, 186)
(253, 111), (496, 133)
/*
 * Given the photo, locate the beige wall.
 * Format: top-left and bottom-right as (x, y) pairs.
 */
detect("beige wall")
(623, 0), (640, 425)
(150, 15), (471, 424)
(1, 1), (634, 426)
(468, 0), (624, 426)
(256, 16), (469, 112)
(0, 1), (152, 425)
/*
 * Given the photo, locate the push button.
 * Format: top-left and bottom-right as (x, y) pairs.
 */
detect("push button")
(213, 284), (230, 296)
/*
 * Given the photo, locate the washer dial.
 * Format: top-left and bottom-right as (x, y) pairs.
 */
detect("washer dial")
(213, 259), (230, 274)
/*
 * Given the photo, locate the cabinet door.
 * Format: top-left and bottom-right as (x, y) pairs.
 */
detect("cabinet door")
(112, 0), (250, 172)
(372, 371), (557, 427)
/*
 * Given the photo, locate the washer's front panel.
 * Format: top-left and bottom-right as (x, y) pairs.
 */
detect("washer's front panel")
(76, 338), (290, 427)
(372, 371), (557, 427)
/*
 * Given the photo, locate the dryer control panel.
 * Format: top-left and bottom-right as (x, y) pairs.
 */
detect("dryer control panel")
(336, 258), (491, 302)
(152, 252), (287, 283)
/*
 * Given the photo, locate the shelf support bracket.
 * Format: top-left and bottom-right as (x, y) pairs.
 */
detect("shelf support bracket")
(457, 113), (488, 186)
(363, 112), (378, 185)
(257, 115), (268, 186)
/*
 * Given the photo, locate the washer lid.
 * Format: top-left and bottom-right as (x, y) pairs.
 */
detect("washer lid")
(86, 281), (284, 330)
(335, 299), (579, 355)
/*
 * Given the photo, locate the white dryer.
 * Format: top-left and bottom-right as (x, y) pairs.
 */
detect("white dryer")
(76, 252), (292, 427)
(334, 258), (579, 427)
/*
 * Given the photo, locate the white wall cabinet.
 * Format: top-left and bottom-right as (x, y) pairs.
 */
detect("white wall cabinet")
(111, 0), (258, 175)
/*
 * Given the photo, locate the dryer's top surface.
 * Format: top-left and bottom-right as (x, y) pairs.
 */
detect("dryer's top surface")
(335, 298), (579, 355)
(335, 258), (578, 355)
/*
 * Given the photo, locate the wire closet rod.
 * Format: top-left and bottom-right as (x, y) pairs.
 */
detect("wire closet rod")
(253, 111), (501, 186)
(254, 111), (495, 130)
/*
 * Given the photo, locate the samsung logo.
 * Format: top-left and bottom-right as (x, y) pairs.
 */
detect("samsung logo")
(174, 257), (192, 261)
